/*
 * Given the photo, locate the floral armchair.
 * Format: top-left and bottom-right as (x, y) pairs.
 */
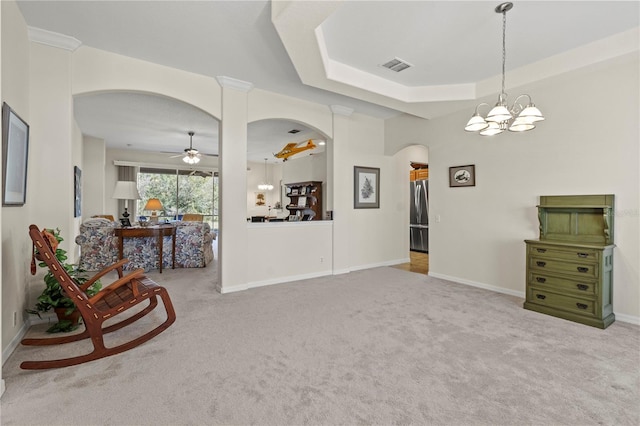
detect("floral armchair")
(74, 218), (119, 271)
(75, 219), (215, 271)
(164, 222), (214, 268)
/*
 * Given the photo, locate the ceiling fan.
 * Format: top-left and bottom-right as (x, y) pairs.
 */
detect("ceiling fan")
(168, 131), (201, 164)
(187, 169), (218, 178)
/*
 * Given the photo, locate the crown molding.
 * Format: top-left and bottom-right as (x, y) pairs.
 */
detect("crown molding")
(27, 26), (82, 51)
(330, 105), (354, 116)
(216, 76), (254, 92)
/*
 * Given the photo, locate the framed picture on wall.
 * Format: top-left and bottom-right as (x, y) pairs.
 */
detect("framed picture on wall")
(354, 166), (380, 209)
(449, 164), (476, 187)
(2, 102), (29, 206)
(74, 166), (82, 217)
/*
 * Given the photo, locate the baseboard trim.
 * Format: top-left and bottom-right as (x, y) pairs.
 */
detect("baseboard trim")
(613, 312), (640, 326)
(428, 272), (525, 298)
(2, 319), (30, 366)
(351, 258), (409, 272)
(428, 272), (640, 326)
(220, 270), (335, 294)
(247, 270), (333, 290)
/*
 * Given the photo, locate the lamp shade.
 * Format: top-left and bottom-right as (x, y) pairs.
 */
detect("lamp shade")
(509, 118), (536, 132)
(518, 105), (545, 122)
(112, 181), (141, 200)
(479, 121), (503, 136)
(144, 198), (164, 212)
(464, 114), (489, 132)
(486, 104), (512, 122)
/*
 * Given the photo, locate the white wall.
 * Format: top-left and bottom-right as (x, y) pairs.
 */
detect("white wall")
(0, 0), (30, 381)
(345, 113), (407, 269)
(245, 221), (333, 290)
(82, 135), (107, 218)
(404, 53), (640, 321)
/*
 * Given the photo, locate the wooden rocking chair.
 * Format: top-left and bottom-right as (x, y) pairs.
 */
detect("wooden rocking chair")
(21, 224), (176, 369)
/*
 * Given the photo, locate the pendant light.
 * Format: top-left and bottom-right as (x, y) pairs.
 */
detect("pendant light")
(464, 2), (544, 135)
(258, 158), (273, 191)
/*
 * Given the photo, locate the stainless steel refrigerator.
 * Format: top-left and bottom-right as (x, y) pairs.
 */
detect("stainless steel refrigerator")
(410, 179), (429, 253)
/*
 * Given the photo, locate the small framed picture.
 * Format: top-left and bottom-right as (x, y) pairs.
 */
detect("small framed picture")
(449, 165), (476, 187)
(354, 166), (380, 209)
(2, 102), (29, 206)
(74, 166), (82, 217)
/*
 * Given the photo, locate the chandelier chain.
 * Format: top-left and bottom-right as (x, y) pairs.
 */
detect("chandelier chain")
(501, 8), (507, 96)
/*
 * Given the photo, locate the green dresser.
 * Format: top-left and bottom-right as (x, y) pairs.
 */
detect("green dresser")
(524, 195), (615, 329)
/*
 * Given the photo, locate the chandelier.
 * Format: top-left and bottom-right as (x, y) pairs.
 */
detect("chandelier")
(465, 2), (544, 136)
(183, 131), (201, 164)
(258, 158), (273, 191)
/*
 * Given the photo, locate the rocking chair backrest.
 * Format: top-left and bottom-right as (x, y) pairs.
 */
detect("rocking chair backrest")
(29, 225), (92, 318)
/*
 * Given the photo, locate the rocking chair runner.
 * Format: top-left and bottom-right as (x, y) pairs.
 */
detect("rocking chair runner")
(21, 224), (176, 370)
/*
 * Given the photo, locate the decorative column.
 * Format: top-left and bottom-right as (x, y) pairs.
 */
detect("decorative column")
(330, 105), (354, 275)
(216, 76), (253, 293)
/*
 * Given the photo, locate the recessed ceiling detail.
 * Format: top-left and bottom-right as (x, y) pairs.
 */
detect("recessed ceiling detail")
(381, 58), (412, 73)
(273, 1), (639, 118)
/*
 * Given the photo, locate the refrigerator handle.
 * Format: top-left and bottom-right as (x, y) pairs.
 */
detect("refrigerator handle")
(415, 183), (421, 219)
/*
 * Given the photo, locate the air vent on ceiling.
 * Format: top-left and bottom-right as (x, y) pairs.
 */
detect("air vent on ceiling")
(288, 129), (301, 134)
(382, 57), (412, 72)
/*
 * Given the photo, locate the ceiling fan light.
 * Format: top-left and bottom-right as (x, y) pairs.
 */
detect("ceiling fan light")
(479, 121), (503, 136)
(464, 114), (489, 132)
(518, 104), (545, 122)
(183, 155), (200, 164)
(181, 131), (200, 164)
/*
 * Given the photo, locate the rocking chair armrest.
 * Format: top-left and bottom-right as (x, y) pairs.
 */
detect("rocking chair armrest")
(88, 268), (145, 304)
(79, 259), (129, 292)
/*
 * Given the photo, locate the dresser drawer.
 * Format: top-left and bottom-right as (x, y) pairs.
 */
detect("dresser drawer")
(528, 256), (598, 278)
(529, 272), (597, 296)
(527, 288), (597, 317)
(527, 244), (599, 262)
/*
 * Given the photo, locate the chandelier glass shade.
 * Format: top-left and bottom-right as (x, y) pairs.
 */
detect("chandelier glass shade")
(465, 2), (544, 135)
(258, 158), (273, 191)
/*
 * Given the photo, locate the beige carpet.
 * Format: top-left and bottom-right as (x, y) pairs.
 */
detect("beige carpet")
(2, 265), (639, 425)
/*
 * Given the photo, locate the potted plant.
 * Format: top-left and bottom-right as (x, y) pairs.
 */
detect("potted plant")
(27, 228), (102, 333)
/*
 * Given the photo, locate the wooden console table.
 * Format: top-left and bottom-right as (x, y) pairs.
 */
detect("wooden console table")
(114, 225), (176, 273)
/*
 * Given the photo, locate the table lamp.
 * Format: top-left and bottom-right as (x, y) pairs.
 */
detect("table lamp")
(144, 198), (164, 223)
(112, 181), (141, 226)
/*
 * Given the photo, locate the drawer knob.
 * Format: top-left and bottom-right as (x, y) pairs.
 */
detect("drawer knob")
(576, 284), (589, 291)
(536, 277), (547, 283)
(577, 253), (589, 258)
(576, 303), (588, 310)
(536, 294), (546, 300)
(536, 261), (546, 267)
(536, 248), (547, 253)
(577, 267), (589, 273)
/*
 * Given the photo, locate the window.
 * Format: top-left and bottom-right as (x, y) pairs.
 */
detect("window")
(137, 168), (218, 229)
